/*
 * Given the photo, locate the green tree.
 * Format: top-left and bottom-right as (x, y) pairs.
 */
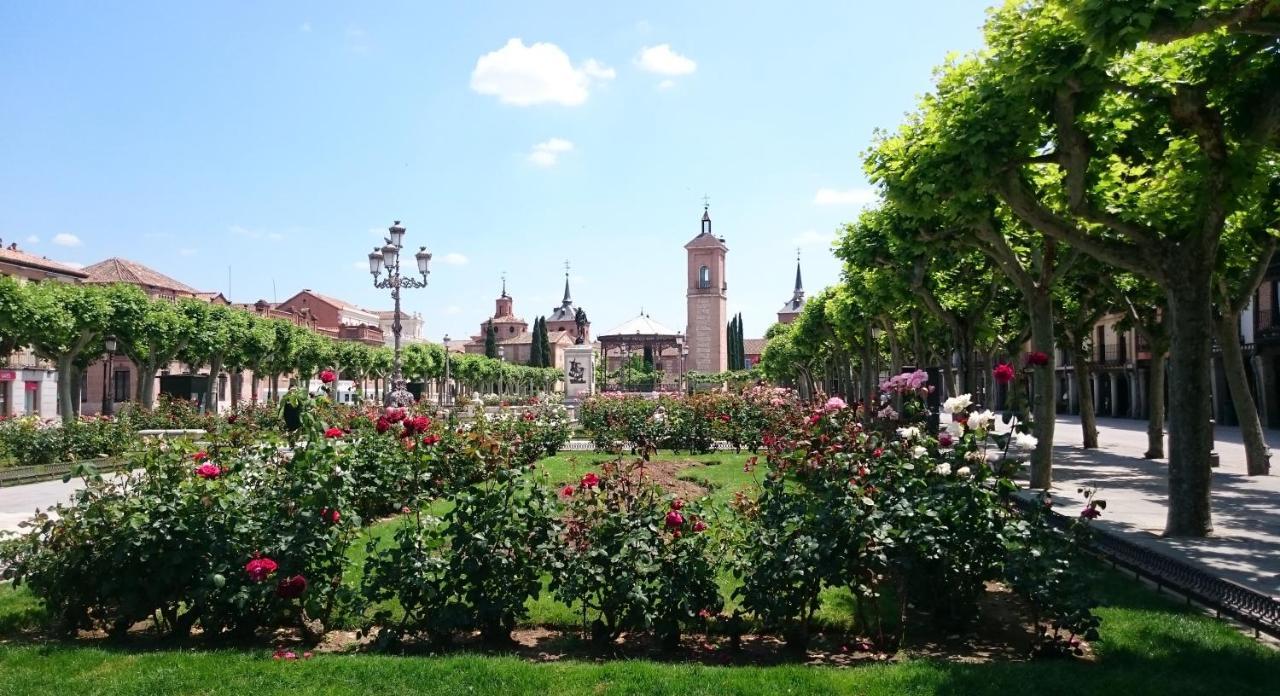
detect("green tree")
(484, 321), (497, 359)
(529, 318), (544, 367)
(7, 281), (113, 422)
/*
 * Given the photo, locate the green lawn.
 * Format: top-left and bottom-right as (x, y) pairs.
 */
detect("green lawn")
(2, 450), (1276, 694)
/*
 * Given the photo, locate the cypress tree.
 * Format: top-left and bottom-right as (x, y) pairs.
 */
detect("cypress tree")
(529, 318), (543, 367)
(484, 321), (497, 358)
(540, 317), (553, 367)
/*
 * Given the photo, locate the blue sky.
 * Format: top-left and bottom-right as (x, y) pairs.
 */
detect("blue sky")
(0, 1), (990, 342)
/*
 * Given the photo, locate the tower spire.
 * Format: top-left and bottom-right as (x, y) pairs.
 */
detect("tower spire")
(562, 260), (572, 304)
(700, 195), (711, 235)
(501, 272), (508, 298)
(794, 248), (804, 296)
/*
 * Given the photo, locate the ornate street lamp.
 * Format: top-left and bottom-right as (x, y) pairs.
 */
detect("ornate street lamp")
(442, 334), (451, 408)
(369, 220), (430, 406)
(101, 335), (118, 417)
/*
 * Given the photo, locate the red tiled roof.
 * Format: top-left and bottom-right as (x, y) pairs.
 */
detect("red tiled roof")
(744, 338), (767, 355)
(83, 257), (199, 294)
(0, 246), (89, 278)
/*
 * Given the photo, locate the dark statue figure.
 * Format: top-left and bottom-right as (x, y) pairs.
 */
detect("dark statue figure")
(574, 307), (588, 344)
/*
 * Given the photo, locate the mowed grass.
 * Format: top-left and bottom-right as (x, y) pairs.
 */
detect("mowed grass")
(2, 449), (1277, 694)
(2, 568), (1276, 695)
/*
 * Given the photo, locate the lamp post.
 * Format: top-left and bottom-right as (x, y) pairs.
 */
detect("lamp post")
(442, 334), (451, 408)
(368, 220), (431, 406)
(497, 345), (506, 396)
(101, 335), (118, 417)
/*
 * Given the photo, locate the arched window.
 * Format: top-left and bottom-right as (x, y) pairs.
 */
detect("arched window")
(698, 265), (710, 289)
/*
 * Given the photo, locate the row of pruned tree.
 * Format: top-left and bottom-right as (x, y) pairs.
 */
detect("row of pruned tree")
(0, 278), (560, 422)
(761, 0), (1279, 537)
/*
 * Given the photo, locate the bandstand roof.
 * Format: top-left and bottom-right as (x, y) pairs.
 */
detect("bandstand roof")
(599, 313), (679, 339)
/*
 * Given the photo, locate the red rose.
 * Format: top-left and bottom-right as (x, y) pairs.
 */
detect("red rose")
(403, 415), (431, 435)
(245, 557), (279, 582)
(993, 363), (1016, 385)
(227, 414), (238, 424)
(196, 463), (222, 479)
(718, 414), (730, 423)
(670, 498), (684, 511)
(523, 411), (536, 421)
(872, 448), (884, 458)
(1025, 351), (1050, 367)
(1081, 505), (1102, 520)
(580, 472), (600, 489)
(320, 507), (340, 524)
(324, 427), (343, 439)
(692, 519), (707, 533)
(939, 433), (954, 447)
(665, 510), (684, 529)
(421, 434), (441, 446)
(319, 369), (336, 384)
(276, 574), (308, 599)
(375, 417), (390, 434)
(193, 451), (209, 463)
(385, 407), (406, 424)
(560, 485), (575, 498)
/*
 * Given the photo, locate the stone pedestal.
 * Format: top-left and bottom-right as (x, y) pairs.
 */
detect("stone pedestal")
(563, 345), (595, 404)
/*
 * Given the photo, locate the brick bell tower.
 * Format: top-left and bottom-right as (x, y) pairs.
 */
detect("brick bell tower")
(685, 203), (728, 374)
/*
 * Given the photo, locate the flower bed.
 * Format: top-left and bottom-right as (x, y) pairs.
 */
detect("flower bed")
(1, 375), (1101, 659)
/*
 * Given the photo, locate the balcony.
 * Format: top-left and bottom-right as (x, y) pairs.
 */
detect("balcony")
(1095, 342), (1128, 365)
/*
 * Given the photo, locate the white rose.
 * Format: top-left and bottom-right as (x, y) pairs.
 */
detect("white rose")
(1013, 432), (1039, 449)
(897, 426), (921, 441)
(934, 462), (952, 475)
(945, 421), (965, 439)
(912, 445), (928, 459)
(969, 410), (995, 432)
(956, 466), (971, 477)
(942, 394), (972, 414)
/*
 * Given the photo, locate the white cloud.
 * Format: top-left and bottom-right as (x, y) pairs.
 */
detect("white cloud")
(445, 305), (463, 315)
(581, 59), (616, 81)
(657, 79), (675, 90)
(441, 252), (468, 266)
(299, 21), (312, 33)
(813, 187), (877, 206)
(527, 137), (574, 167)
(635, 44), (696, 76)
(52, 233), (82, 247)
(60, 261), (85, 270)
(792, 229), (834, 247)
(25, 235), (38, 244)
(470, 39), (613, 107)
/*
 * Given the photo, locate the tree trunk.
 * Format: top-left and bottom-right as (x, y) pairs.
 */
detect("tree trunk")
(56, 356), (76, 423)
(204, 356), (224, 415)
(1145, 349), (1167, 459)
(137, 361), (158, 409)
(1072, 351), (1099, 449)
(1027, 293), (1056, 489)
(1164, 275), (1215, 537)
(942, 366), (956, 401)
(1215, 314), (1271, 475)
(69, 364), (83, 418)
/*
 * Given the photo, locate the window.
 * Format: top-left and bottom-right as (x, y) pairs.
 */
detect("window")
(113, 369), (130, 403)
(698, 265), (710, 289)
(218, 374), (227, 400)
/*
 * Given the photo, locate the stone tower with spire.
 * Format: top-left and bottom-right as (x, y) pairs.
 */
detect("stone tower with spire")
(685, 205), (729, 373)
(776, 250), (806, 324)
(547, 261), (590, 342)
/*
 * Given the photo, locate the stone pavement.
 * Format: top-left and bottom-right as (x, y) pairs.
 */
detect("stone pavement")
(1024, 415), (1280, 598)
(0, 475), (92, 534)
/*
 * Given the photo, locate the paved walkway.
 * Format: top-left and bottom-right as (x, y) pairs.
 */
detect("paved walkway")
(3, 417), (1279, 599)
(1025, 416), (1280, 598)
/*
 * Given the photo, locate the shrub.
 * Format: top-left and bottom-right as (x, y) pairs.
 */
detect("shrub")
(551, 460), (721, 648)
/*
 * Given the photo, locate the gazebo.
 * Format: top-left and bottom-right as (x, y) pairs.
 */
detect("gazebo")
(596, 312), (687, 391)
